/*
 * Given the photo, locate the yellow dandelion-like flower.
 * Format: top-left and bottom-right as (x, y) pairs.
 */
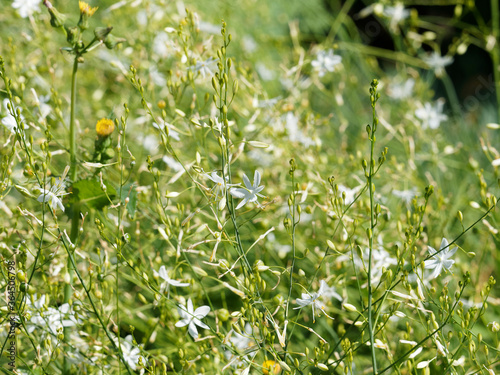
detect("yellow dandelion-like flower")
(79, 1), (98, 16)
(96, 118), (115, 137)
(262, 360), (281, 375)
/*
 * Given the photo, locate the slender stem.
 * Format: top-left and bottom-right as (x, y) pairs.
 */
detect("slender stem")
(441, 72), (462, 119)
(491, 0), (500, 122)
(63, 56), (80, 374)
(285, 170), (296, 328)
(378, 282), (467, 374)
(367, 82), (380, 374)
(367, 125), (377, 374)
(219, 34), (252, 272)
(70, 57), (79, 181)
(327, 0), (355, 41)
(60, 233), (134, 375)
(116, 122), (127, 374)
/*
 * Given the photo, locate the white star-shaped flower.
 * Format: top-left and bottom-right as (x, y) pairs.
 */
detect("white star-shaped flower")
(115, 335), (144, 370)
(34, 176), (69, 212)
(294, 287), (324, 319)
(154, 266), (189, 294)
(422, 52), (453, 76)
(175, 298), (210, 339)
(205, 171), (237, 195)
(28, 302), (80, 335)
(190, 57), (218, 79)
(424, 238), (457, 280)
(415, 99), (448, 129)
(383, 3), (410, 30)
(229, 170), (265, 210)
(318, 280), (343, 301)
(293, 281), (338, 322)
(204, 171), (239, 210)
(388, 78), (415, 99)
(311, 49), (342, 77)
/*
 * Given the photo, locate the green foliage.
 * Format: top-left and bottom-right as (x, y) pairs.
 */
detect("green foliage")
(71, 178), (116, 209)
(0, 0), (499, 374)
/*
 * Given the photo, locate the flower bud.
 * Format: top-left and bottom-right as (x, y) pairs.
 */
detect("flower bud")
(78, 1), (98, 30)
(487, 321), (500, 333)
(317, 363), (329, 371)
(104, 34), (126, 49)
(66, 26), (79, 45)
(343, 303), (357, 313)
(96, 118), (115, 138)
(16, 270), (25, 282)
(94, 26), (113, 41)
(44, 0), (67, 28)
(217, 308), (230, 322)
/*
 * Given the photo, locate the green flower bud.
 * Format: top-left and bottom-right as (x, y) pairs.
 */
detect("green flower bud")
(104, 34), (126, 49)
(94, 26), (113, 41)
(44, 0), (67, 28)
(217, 308), (230, 322)
(65, 26), (79, 45)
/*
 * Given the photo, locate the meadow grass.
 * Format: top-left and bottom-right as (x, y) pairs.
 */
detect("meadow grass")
(0, 1), (499, 374)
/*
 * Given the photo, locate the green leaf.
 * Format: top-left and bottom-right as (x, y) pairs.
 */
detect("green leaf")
(72, 178), (116, 209)
(120, 183), (137, 218)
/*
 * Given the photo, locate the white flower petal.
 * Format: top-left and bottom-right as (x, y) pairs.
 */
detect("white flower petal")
(253, 170), (261, 187)
(242, 173), (252, 189)
(187, 321), (199, 338)
(187, 298), (194, 314)
(409, 347), (423, 359)
(175, 319), (189, 328)
(168, 279), (190, 287)
(194, 319), (209, 330)
(194, 305), (210, 318)
(235, 197), (249, 210)
(229, 188), (247, 199)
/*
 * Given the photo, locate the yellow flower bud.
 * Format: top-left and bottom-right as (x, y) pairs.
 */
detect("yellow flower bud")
(96, 118), (115, 137)
(79, 1), (98, 16)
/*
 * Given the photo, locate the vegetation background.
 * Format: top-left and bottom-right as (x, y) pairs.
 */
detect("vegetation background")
(0, 0), (499, 374)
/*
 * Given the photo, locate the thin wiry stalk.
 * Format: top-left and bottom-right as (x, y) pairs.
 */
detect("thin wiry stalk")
(63, 55), (80, 375)
(367, 96), (378, 374)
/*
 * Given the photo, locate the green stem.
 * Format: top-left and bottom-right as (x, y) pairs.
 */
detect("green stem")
(367, 124), (377, 374)
(441, 72), (462, 119)
(70, 57), (79, 181)
(491, 0), (500, 123)
(284, 170), (296, 330)
(378, 283), (467, 374)
(327, 0), (356, 41)
(116, 120), (126, 374)
(63, 56), (80, 374)
(61, 233), (134, 375)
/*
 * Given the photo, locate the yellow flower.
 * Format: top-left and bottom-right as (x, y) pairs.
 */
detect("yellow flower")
(96, 118), (114, 137)
(262, 360), (281, 375)
(79, 1), (98, 16)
